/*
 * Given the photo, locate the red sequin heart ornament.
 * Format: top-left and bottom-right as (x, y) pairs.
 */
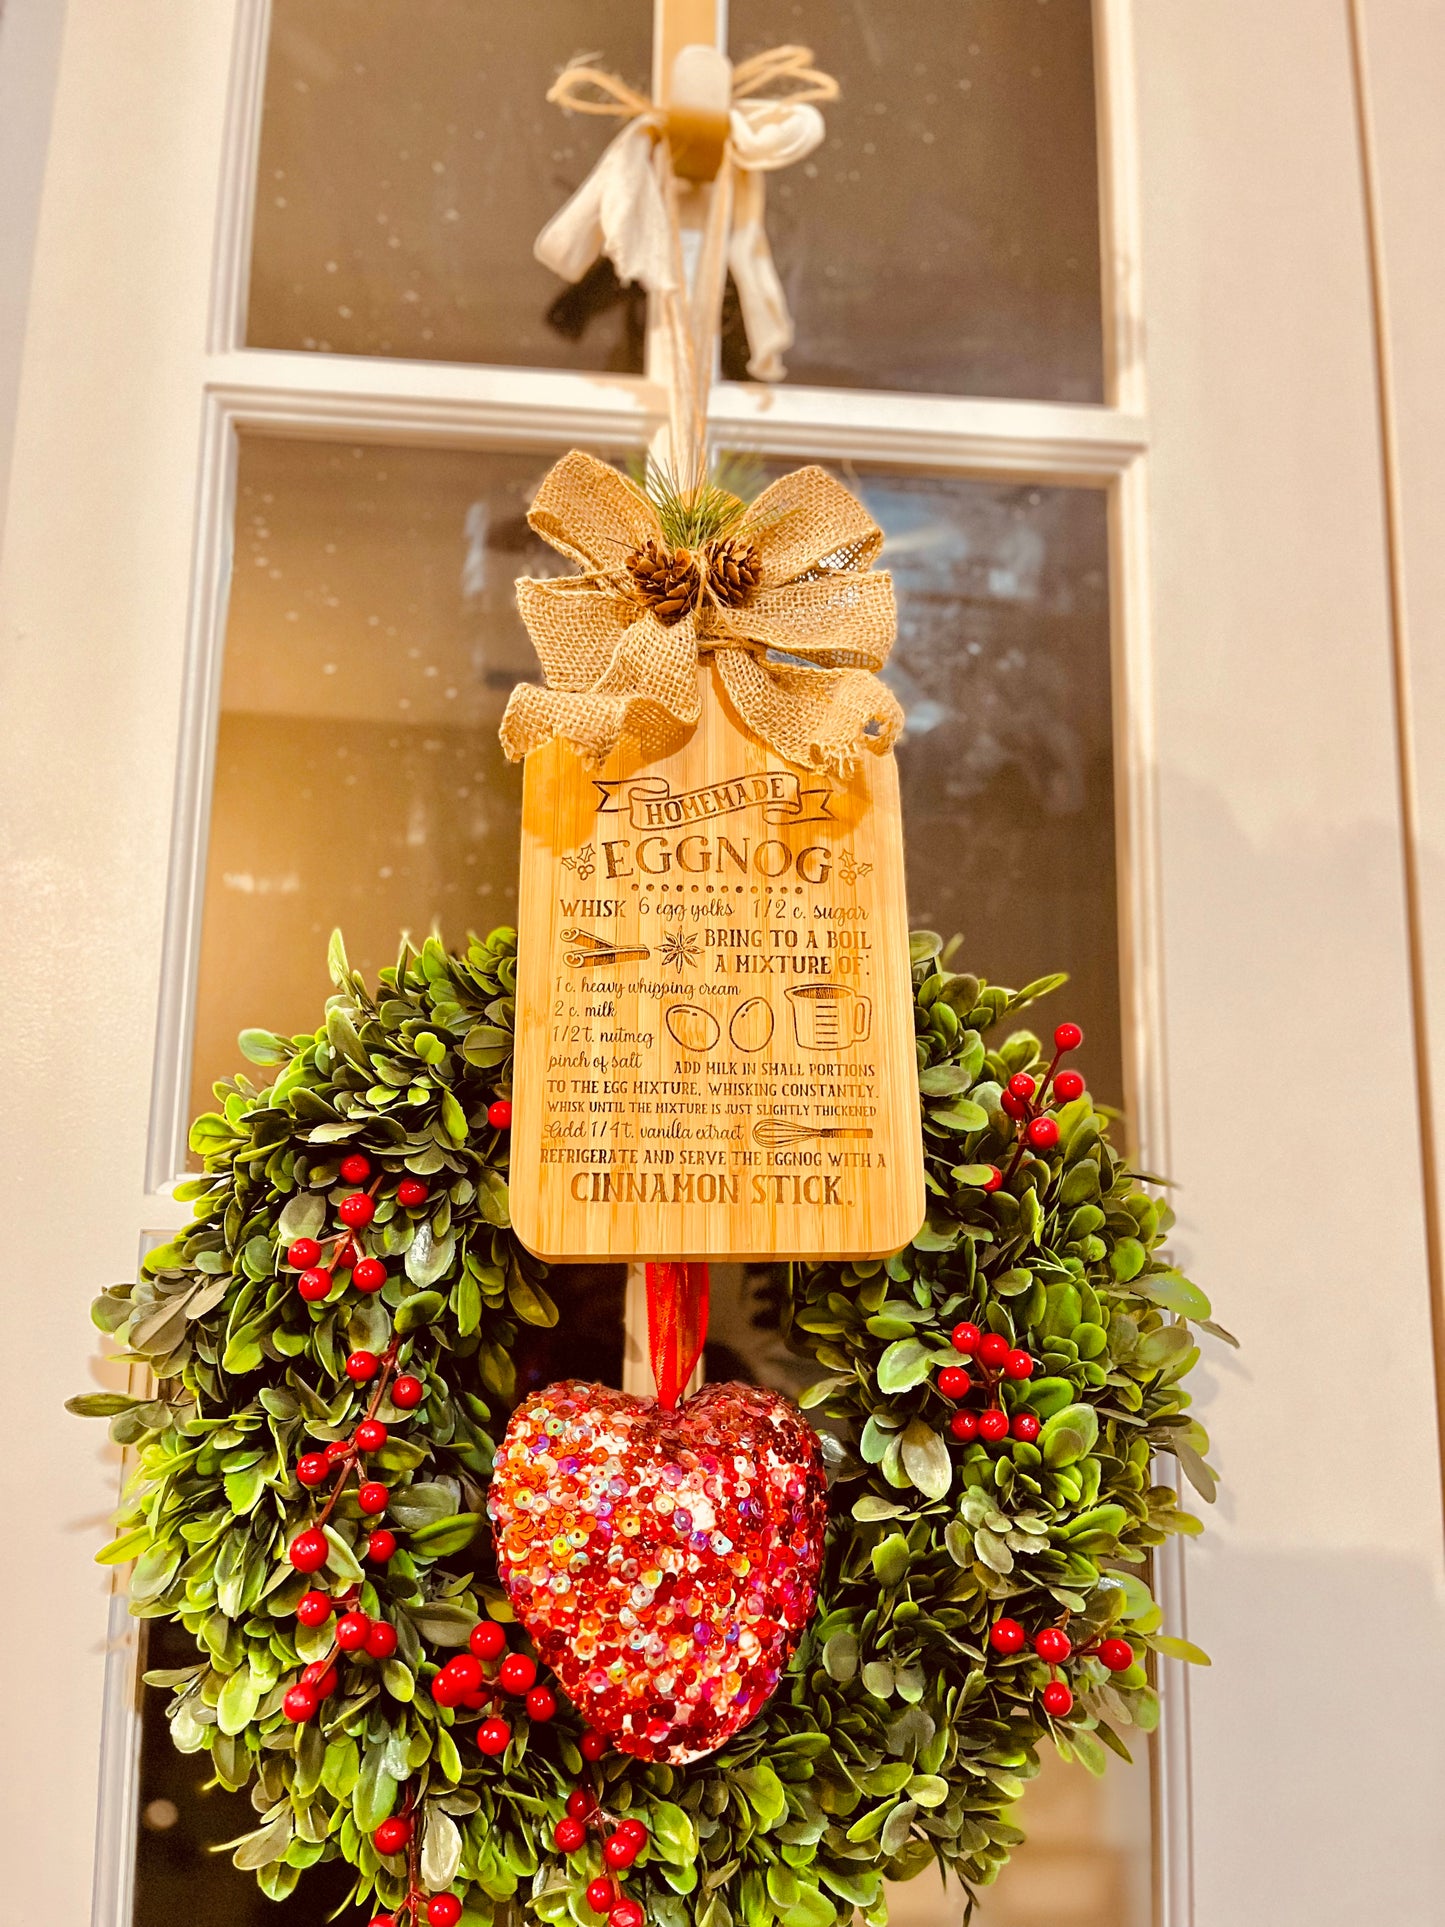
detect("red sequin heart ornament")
(488, 1379), (827, 1763)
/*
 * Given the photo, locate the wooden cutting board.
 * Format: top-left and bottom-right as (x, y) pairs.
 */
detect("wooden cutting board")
(510, 669), (924, 1262)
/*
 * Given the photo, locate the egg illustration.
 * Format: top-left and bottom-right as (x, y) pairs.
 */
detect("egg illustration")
(728, 997), (775, 1053)
(665, 1003), (720, 1054)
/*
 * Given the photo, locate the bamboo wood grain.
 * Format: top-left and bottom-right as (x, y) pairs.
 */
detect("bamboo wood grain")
(511, 667), (924, 1261)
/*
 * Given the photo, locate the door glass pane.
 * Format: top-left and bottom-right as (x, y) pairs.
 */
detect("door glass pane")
(247, 0), (650, 370)
(726, 0), (1104, 400)
(188, 435), (556, 1125)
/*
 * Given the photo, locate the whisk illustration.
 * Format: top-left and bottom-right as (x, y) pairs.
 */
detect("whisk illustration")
(752, 1120), (875, 1148)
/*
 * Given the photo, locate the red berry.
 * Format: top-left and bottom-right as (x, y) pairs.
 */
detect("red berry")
(369, 1916), (396, 1927)
(587, 1879), (618, 1914)
(949, 1410), (979, 1441)
(336, 1611), (371, 1652)
(397, 1178), (428, 1207)
(298, 1267), (333, 1303)
(580, 1729), (608, 1761)
(1042, 1682), (1074, 1717)
(1053, 1069), (1085, 1101)
(990, 1617), (1026, 1655)
(477, 1716), (511, 1755)
(1054, 1022), (1083, 1053)
(526, 1686), (557, 1721)
(365, 1620), (398, 1661)
(445, 1654), (483, 1695)
(1011, 1412), (1041, 1443)
(950, 1322), (982, 1355)
(977, 1332), (1010, 1368)
(339, 1193), (375, 1229)
(427, 1898), (462, 1927)
(326, 1439), (351, 1463)
(289, 1529), (327, 1574)
(296, 1452), (330, 1487)
(353, 1257), (387, 1293)
(283, 1683), (318, 1722)
(301, 1661), (338, 1697)
(555, 1816), (587, 1854)
(610, 1905), (645, 1927)
(617, 1820), (648, 1848)
(346, 1349), (380, 1383)
(391, 1375), (424, 1410)
(499, 1652), (537, 1695)
(1026, 1115), (1059, 1149)
(356, 1419), (388, 1452)
(978, 1409), (1010, 1442)
(567, 1788), (598, 1822)
(1000, 1089), (1028, 1120)
(1034, 1627), (1072, 1662)
(937, 1366), (971, 1400)
(470, 1620), (506, 1661)
(604, 1833), (639, 1871)
(288, 1238), (321, 1269)
(431, 1671), (458, 1709)
(1098, 1638), (1134, 1673)
(367, 1528), (397, 1563)
(1007, 1072), (1036, 1100)
(979, 1165), (1003, 1192)
(488, 1099), (513, 1130)
(373, 1816), (411, 1856)
(296, 1591), (332, 1627)
(358, 1481), (389, 1514)
(1003, 1349), (1034, 1380)
(340, 1153), (372, 1183)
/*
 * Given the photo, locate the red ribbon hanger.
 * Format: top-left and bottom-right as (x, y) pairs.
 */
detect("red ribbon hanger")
(644, 1261), (710, 1408)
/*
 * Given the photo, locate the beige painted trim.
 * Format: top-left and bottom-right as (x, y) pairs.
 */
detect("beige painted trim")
(1346, 0), (1445, 1506)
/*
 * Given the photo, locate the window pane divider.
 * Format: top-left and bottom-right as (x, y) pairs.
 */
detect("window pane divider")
(203, 348), (1146, 480)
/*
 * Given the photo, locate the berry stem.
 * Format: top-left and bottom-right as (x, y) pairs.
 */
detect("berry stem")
(313, 1341), (401, 1531)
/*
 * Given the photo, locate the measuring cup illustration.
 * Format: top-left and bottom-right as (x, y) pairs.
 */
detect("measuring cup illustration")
(786, 983), (872, 1051)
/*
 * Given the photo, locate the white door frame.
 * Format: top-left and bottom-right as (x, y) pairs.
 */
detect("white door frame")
(2, 2), (1225, 1921)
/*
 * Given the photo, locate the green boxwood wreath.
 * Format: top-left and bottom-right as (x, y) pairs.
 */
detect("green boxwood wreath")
(73, 926), (1224, 1925)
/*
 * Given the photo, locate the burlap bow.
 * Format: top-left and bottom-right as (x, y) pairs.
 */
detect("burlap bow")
(535, 47), (838, 382)
(499, 452), (904, 774)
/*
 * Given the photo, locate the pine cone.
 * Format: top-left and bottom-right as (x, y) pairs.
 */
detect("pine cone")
(706, 537), (763, 609)
(626, 540), (702, 625)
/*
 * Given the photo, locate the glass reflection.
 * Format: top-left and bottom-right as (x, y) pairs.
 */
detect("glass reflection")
(727, 0), (1103, 400)
(248, 0), (651, 370)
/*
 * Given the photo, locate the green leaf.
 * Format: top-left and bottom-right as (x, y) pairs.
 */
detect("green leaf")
(395, 1290), (446, 1334)
(852, 1495), (911, 1523)
(876, 1339), (934, 1394)
(735, 1759), (788, 1830)
(277, 1192), (326, 1243)
(422, 1808), (463, 1888)
(1039, 1402), (1099, 1468)
(409, 1513), (482, 1557)
(1150, 1635), (1211, 1666)
(872, 1533), (910, 1587)
(1136, 1271), (1212, 1320)
(822, 1630), (859, 1681)
(917, 1064), (975, 1097)
(405, 1225), (457, 1288)
(1172, 1440), (1218, 1503)
(929, 1100), (989, 1132)
(507, 1270), (558, 1328)
(217, 1668), (260, 1736)
(231, 1811), (293, 1871)
(440, 1090), (468, 1144)
(65, 1393), (141, 1418)
(899, 1418), (952, 1501)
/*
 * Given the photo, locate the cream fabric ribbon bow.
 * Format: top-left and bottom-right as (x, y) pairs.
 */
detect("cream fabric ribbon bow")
(498, 452), (904, 775)
(533, 47), (837, 381)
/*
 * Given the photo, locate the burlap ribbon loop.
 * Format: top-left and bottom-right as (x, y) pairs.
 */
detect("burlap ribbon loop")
(499, 452), (904, 774)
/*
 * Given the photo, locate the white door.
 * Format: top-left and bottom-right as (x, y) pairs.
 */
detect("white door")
(3, 3), (1443, 1924)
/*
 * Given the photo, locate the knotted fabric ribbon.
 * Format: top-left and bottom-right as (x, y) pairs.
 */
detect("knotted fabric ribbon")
(498, 451), (904, 774)
(645, 1261), (710, 1409)
(535, 46), (838, 382)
